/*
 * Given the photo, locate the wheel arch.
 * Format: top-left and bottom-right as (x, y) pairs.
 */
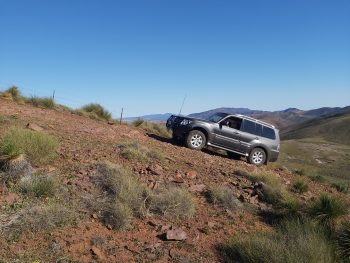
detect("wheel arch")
(249, 144), (270, 163)
(190, 126), (209, 142)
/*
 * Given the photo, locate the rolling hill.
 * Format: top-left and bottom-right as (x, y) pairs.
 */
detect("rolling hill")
(190, 106), (349, 128)
(281, 108), (350, 145)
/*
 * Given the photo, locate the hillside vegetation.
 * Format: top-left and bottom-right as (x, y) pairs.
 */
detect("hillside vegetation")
(281, 111), (350, 145)
(1, 87), (350, 262)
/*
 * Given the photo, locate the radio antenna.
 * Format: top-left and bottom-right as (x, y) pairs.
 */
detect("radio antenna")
(179, 94), (187, 115)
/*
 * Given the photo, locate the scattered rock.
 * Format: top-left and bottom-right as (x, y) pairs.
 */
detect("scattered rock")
(26, 123), (43, 131)
(145, 242), (161, 253)
(189, 184), (206, 193)
(91, 213), (98, 219)
(172, 174), (185, 183)
(166, 228), (187, 241)
(147, 164), (163, 175)
(3, 192), (19, 205)
(186, 170), (197, 179)
(91, 246), (106, 260)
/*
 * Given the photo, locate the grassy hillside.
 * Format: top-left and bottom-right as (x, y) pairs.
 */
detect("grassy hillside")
(281, 111), (350, 145)
(276, 138), (350, 184)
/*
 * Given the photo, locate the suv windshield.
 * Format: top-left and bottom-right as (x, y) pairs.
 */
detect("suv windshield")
(207, 113), (228, 122)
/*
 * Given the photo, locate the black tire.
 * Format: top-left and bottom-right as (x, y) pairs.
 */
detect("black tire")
(227, 151), (241, 160)
(185, 130), (206, 150)
(248, 148), (267, 166)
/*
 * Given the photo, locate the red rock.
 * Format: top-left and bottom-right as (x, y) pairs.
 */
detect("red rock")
(26, 123), (43, 131)
(189, 184), (206, 193)
(91, 246), (106, 260)
(186, 170), (197, 179)
(166, 228), (187, 241)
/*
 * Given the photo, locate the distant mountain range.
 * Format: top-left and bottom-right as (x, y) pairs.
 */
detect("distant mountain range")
(125, 106), (350, 129)
(281, 107), (350, 145)
(124, 113), (173, 123)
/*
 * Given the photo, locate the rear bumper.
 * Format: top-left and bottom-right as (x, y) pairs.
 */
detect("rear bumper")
(269, 150), (279, 162)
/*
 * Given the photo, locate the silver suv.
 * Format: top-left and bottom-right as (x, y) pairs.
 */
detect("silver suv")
(166, 112), (280, 166)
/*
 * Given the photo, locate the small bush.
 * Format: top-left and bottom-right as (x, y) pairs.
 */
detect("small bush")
(27, 96), (55, 108)
(309, 175), (326, 182)
(308, 195), (348, 229)
(337, 221), (350, 259)
(235, 170), (293, 207)
(292, 179), (309, 194)
(101, 202), (133, 230)
(221, 220), (337, 263)
(139, 122), (171, 138)
(132, 118), (144, 127)
(151, 187), (196, 219)
(19, 174), (57, 198)
(0, 154), (32, 183)
(80, 103), (111, 121)
(118, 143), (148, 162)
(0, 128), (58, 165)
(118, 142), (164, 162)
(207, 185), (242, 211)
(331, 182), (349, 193)
(96, 162), (150, 217)
(4, 203), (75, 238)
(4, 86), (22, 101)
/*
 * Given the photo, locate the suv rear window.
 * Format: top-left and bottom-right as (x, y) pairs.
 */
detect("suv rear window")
(262, 126), (276, 140)
(241, 120), (261, 136)
(241, 120), (276, 139)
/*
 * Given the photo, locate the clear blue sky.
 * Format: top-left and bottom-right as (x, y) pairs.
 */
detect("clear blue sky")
(0, 0), (349, 117)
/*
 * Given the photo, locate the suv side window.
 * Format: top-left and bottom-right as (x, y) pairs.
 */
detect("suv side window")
(241, 120), (256, 135)
(262, 126), (276, 140)
(221, 117), (242, 130)
(241, 120), (263, 136)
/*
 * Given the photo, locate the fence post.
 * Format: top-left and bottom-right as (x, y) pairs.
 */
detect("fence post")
(120, 108), (123, 124)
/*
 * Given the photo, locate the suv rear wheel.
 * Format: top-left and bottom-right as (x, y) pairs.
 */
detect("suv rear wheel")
(186, 130), (206, 150)
(248, 148), (266, 166)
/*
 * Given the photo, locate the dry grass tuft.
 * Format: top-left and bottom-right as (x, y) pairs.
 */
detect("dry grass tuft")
(151, 187), (196, 219)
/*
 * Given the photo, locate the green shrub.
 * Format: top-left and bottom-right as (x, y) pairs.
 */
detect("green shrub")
(101, 202), (133, 230)
(132, 118), (144, 127)
(331, 182), (349, 193)
(5, 86), (22, 101)
(0, 128), (58, 165)
(151, 187), (196, 219)
(5, 203), (75, 239)
(80, 103), (111, 121)
(308, 195), (348, 229)
(118, 143), (148, 162)
(118, 142), (164, 162)
(19, 174), (57, 198)
(221, 220), (337, 263)
(27, 96), (55, 108)
(337, 221), (350, 259)
(139, 121), (171, 138)
(96, 162), (150, 217)
(309, 175), (326, 182)
(0, 154), (32, 183)
(292, 179), (309, 194)
(207, 185), (242, 211)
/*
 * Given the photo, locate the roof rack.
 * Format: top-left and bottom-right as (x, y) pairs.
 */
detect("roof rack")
(232, 114), (276, 128)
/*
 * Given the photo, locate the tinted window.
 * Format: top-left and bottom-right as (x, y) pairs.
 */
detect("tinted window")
(241, 120), (256, 134)
(262, 126), (276, 140)
(255, 124), (263, 136)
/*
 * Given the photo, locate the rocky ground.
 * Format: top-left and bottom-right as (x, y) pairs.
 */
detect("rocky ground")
(0, 98), (340, 262)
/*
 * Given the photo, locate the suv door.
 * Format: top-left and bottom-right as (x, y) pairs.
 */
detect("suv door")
(239, 119), (262, 153)
(212, 117), (243, 151)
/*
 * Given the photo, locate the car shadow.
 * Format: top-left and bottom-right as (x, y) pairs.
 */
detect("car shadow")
(147, 133), (244, 161)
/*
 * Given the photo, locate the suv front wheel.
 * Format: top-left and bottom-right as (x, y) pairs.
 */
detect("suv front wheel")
(248, 148), (266, 166)
(186, 130), (206, 150)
